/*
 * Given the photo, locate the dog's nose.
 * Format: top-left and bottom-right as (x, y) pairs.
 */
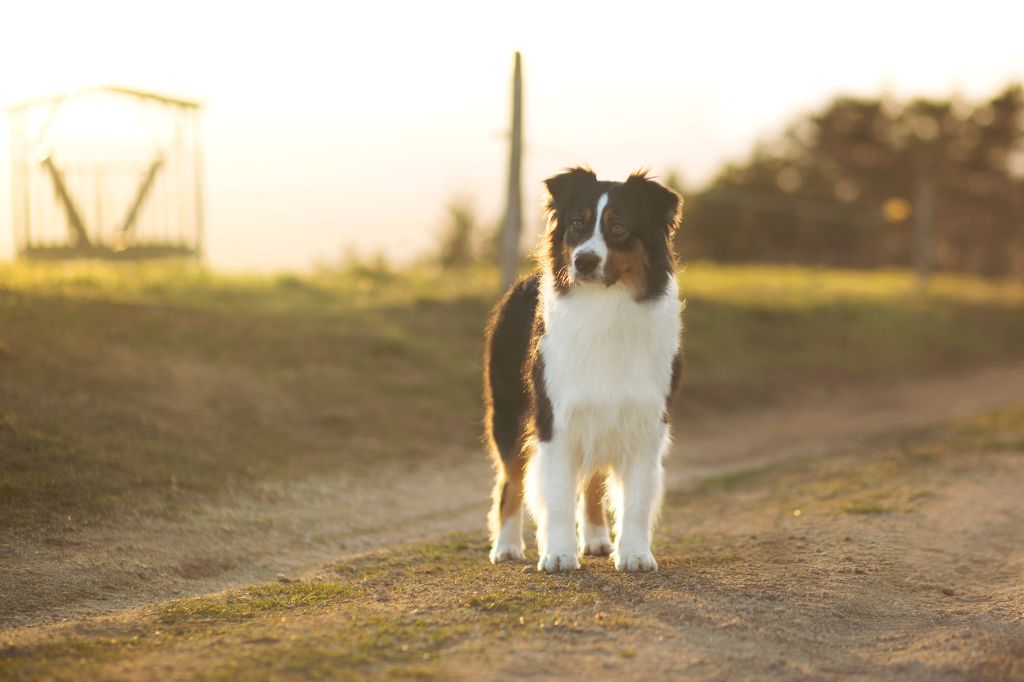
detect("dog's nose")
(574, 251), (600, 275)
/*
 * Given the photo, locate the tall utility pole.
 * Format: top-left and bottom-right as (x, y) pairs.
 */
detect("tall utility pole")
(500, 51), (523, 289)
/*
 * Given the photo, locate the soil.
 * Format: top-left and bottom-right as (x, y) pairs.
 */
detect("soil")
(3, 362), (1024, 635)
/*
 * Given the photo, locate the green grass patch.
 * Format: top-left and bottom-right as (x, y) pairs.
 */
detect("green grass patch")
(158, 582), (365, 626)
(949, 404), (1024, 453)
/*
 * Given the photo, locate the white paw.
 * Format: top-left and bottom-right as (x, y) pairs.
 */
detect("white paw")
(490, 514), (524, 563)
(614, 548), (658, 572)
(581, 522), (613, 556)
(537, 551), (580, 573)
(490, 542), (525, 563)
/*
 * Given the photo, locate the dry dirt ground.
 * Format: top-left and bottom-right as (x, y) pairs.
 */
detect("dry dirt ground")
(3, 363), (1024, 637)
(2, 369), (1023, 680)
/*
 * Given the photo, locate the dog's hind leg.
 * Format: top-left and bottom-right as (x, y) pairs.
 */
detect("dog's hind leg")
(580, 472), (613, 556)
(484, 277), (539, 563)
(488, 443), (527, 563)
(487, 391), (528, 561)
(488, 392), (527, 562)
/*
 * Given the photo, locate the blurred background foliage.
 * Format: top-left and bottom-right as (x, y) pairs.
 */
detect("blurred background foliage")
(676, 84), (1024, 277)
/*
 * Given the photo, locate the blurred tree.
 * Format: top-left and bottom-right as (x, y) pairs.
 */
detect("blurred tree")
(681, 84), (1024, 277)
(436, 196), (479, 269)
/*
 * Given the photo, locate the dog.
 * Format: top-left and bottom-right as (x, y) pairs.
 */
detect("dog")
(484, 166), (683, 573)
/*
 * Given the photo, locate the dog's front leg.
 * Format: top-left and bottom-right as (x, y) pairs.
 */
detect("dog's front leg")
(526, 438), (580, 572)
(613, 429), (666, 572)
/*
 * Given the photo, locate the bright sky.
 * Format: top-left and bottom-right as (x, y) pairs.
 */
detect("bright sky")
(1, 0), (1022, 270)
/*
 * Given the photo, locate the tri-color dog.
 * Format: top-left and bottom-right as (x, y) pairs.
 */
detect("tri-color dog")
(484, 167), (683, 573)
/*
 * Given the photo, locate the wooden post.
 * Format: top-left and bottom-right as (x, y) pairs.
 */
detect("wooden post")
(40, 155), (91, 249)
(119, 156), (164, 238)
(913, 173), (934, 292)
(192, 108), (206, 260)
(9, 114), (29, 253)
(500, 52), (523, 289)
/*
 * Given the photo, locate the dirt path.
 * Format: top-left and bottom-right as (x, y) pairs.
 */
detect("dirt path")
(4, 363), (1024, 631)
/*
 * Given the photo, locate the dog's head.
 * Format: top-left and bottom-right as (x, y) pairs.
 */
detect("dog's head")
(541, 167), (681, 300)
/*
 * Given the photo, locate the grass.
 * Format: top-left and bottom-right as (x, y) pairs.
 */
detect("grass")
(678, 264), (1024, 409)
(1, 260), (1023, 534)
(676, 402), (1024, 522)
(0, 261), (495, 533)
(3, 406), (1023, 680)
(948, 403), (1024, 453)
(157, 582), (365, 625)
(0, 533), (633, 680)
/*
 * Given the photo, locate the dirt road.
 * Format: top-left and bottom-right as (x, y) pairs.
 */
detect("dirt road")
(4, 363), (1024, 631)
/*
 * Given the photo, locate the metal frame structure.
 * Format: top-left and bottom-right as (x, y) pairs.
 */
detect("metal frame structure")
(7, 85), (204, 260)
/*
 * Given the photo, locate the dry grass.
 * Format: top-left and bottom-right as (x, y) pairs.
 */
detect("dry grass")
(2, 260), (1023, 536)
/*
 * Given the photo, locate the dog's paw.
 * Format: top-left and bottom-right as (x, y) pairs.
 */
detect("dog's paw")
(537, 551), (580, 573)
(581, 523), (613, 556)
(489, 542), (525, 564)
(614, 549), (658, 572)
(582, 538), (613, 556)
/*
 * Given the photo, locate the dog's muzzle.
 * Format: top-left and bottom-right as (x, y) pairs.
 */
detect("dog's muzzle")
(573, 251), (601, 281)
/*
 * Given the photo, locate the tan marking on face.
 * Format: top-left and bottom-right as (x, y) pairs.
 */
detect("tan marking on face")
(604, 242), (650, 293)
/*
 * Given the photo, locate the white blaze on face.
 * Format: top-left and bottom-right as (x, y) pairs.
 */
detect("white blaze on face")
(571, 192), (609, 279)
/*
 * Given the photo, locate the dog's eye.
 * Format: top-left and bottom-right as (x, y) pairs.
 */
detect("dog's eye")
(611, 222), (628, 236)
(568, 218), (584, 234)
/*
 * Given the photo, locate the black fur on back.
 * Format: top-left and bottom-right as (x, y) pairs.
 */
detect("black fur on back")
(483, 275), (543, 467)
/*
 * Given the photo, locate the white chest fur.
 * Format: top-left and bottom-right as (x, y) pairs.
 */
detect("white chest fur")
(538, 274), (681, 467)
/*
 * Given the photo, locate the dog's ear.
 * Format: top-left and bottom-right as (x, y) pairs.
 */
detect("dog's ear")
(544, 166), (597, 218)
(624, 170), (683, 237)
